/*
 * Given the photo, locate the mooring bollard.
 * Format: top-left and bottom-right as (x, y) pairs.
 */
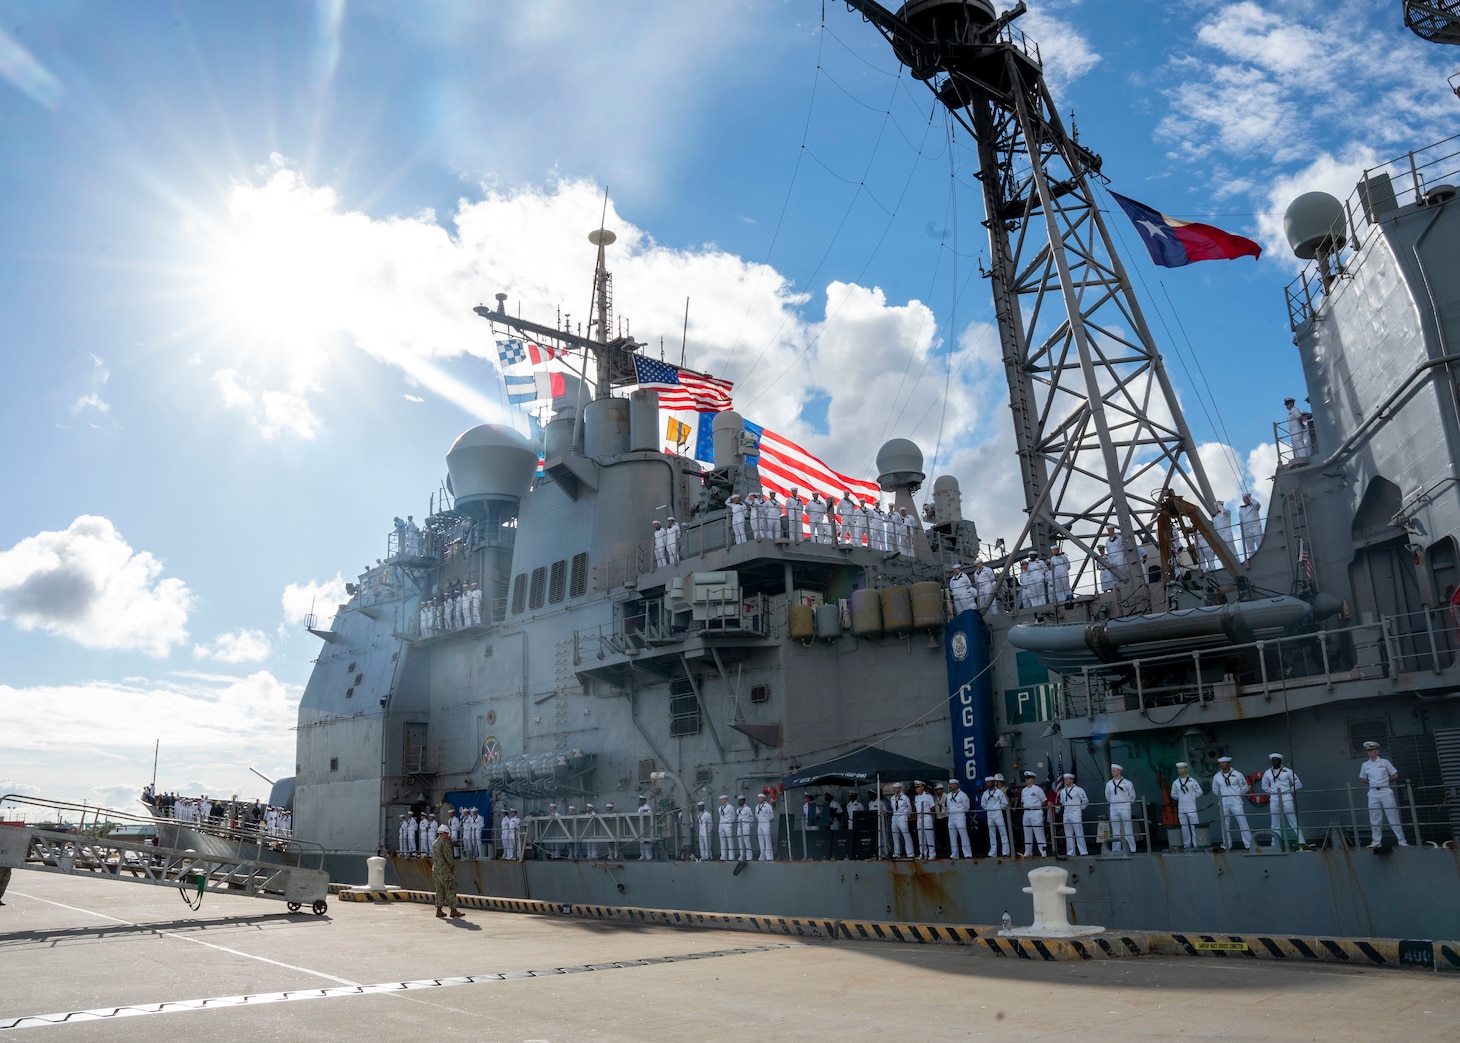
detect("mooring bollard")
(349, 855), (399, 893)
(998, 865), (1105, 938)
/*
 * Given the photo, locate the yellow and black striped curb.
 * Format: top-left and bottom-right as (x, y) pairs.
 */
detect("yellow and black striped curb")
(336, 890), (1460, 971)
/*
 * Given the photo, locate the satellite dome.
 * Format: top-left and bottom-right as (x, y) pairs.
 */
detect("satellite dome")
(932, 475), (959, 493)
(876, 438), (926, 492)
(445, 424), (537, 512)
(1284, 192), (1346, 260)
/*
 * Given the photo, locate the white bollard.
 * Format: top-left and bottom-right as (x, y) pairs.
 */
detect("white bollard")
(998, 865), (1105, 938)
(348, 855), (400, 893)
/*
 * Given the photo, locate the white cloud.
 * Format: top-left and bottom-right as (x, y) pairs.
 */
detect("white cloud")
(1020, 9), (1101, 91)
(0, 516), (192, 656)
(1254, 147), (1380, 266)
(193, 627), (272, 663)
(282, 573), (349, 626)
(71, 392), (109, 414)
(89, 353), (109, 382)
(213, 366), (323, 440)
(0, 671), (298, 809)
(403, 393), (424, 403)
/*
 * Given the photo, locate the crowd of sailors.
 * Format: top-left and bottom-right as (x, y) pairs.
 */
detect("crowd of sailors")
(140, 786), (292, 838)
(418, 581), (483, 635)
(724, 489), (923, 553)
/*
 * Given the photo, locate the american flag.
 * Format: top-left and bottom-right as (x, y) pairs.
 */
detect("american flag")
(1298, 538), (1314, 582)
(633, 355), (734, 412)
(742, 420), (882, 505)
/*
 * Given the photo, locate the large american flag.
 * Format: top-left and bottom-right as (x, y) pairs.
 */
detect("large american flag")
(742, 420), (883, 505)
(633, 355), (734, 412)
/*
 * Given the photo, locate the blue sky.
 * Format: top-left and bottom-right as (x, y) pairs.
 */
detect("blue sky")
(2, 0), (1454, 812)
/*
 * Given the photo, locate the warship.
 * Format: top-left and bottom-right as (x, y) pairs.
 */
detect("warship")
(284, 0), (1460, 938)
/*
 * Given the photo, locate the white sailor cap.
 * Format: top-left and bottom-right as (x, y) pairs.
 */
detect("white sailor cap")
(757, 793), (767, 800)
(1174, 761), (1188, 768)
(736, 795), (746, 801)
(637, 795), (647, 800)
(719, 794), (729, 800)
(585, 802), (595, 809)
(667, 516), (676, 522)
(1269, 752), (1284, 760)
(892, 781), (904, 788)
(1062, 773), (1075, 780)
(1022, 771), (1036, 778)
(948, 778), (960, 785)
(696, 800), (705, 806)
(1110, 763), (1124, 771)
(993, 773), (1005, 781)
(983, 776), (995, 782)
(399, 813), (407, 818)
(1363, 740), (1381, 749)
(1217, 755), (1233, 762)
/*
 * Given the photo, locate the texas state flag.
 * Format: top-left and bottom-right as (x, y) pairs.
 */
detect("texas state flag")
(1109, 191), (1262, 267)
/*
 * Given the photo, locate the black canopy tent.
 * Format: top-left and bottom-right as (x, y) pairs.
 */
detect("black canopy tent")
(781, 748), (949, 790)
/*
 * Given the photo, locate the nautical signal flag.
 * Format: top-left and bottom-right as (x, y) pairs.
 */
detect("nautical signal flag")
(665, 415), (692, 450)
(632, 355), (734, 412)
(1109, 191), (1261, 267)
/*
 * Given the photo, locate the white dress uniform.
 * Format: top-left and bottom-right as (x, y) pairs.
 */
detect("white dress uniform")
(785, 493), (805, 542)
(665, 520), (682, 564)
(1050, 551), (1071, 601)
(1019, 780), (1048, 856)
(1260, 760), (1304, 844)
(635, 800), (655, 861)
(460, 810), (477, 859)
(1058, 780), (1090, 855)
(972, 564), (999, 614)
(889, 788), (914, 857)
(398, 815), (413, 855)
(1239, 497), (1263, 558)
(807, 495), (832, 543)
(755, 796), (776, 860)
(1210, 764), (1253, 849)
(1287, 403), (1310, 458)
(419, 604), (432, 636)
(470, 583), (482, 625)
(651, 523), (667, 567)
(735, 799), (754, 859)
(949, 570), (977, 614)
(729, 497), (749, 544)
(945, 784), (973, 858)
(448, 812), (462, 856)
(981, 782), (1011, 856)
(1170, 771), (1203, 848)
(914, 788), (936, 859)
(696, 805), (712, 860)
(1104, 772), (1138, 853)
(1358, 748), (1408, 846)
(831, 496), (850, 543)
(1104, 531), (1132, 584)
(717, 798), (736, 860)
(896, 509), (916, 556)
(853, 502), (872, 546)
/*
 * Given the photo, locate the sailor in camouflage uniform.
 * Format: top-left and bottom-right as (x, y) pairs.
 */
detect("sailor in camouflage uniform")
(431, 824), (464, 918)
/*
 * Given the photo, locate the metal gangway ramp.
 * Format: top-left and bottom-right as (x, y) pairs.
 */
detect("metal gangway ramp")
(0, 795), (331, 915)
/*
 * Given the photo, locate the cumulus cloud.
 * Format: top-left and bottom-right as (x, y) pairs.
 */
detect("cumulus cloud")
(193, 627), (272, 663)
(0, 516), (192, 656)
(1020, 6), (1101, 91)
(213, 366), (322, 440)
(71, 392), (109, 414)
(282, 573), (349, 627)
(1254, 147), (1381, 266)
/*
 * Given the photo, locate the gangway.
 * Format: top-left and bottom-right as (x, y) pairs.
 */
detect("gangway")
(0, 795), (331, 915)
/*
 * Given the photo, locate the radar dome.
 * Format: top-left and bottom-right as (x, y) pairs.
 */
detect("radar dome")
(445, 424), (537, 513)
(876, 438), (926, 492)
(1284, 191), (1346, 260)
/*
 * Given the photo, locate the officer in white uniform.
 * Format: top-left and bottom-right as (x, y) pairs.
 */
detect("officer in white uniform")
(1057, 773), (1090, 856)
(502, 809), (520, 860)
(888, 782), (914, 858)
(447, 808), (463, 857)
(1103, 525), (1132, 586)
(913, 781), (936, 859)
(949, 565), (976, 614)
(1239, 493), (1262, 558)
(1050, 544), (1071, 602)
(1358, 741), (1408, 847)
(735, 796), (754, 859)
(807, 493), (831, 543)
(1104, 765), (1138, 853)
(765, 493), (783, 540)
(421, 813), (438, 857)
(1260, 754), (1304, 846)
(1285, 397), (1310, 459)
(1019, 772), (1048, 857)
(1211, 756), (1253, 850)
(971, 560), (999, 614)
(896, 508), (916, 556)
(665, 518), (681, 564)
(981, 775), (1011, 856)
(785, 488), (805, 543)
(651, 520), (667, 567)
(1170, 762), (1203, 849)
(755, 793), (776, 860)
(696, 801), (712, 860)
(398, 813), (413, 855)
(945, 778), (973, 858)
(716, 795), (735, 860)
(635, 795), (655, 861)
(728, 495), (749, 545)
(853, 499), (872, 547)
(836, 492), (855, 544)
(469, 582), (482, 625)
(844, 792), (864, 832)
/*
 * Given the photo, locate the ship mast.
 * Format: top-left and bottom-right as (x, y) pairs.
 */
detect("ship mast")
(843, 0), (1218, 587)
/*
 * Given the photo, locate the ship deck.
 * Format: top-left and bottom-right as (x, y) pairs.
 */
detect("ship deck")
(3, 872), (1456, 1039)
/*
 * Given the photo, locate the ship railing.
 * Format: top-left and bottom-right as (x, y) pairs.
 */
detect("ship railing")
(1272, 415), (1316, 466)
(1286, 134), (1460, 330)
(517, 810), (674, 861)
(1057, 608), (1460, 718)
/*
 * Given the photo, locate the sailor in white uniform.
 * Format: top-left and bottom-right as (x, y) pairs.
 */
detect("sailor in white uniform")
(1019, 772), (1048, 857)
(716, 795), (736, 860)
(665, 518), (682, 564)
(419, 602), (432, 637)
(949, 565), (976, 614)
(945, 779), (973, 858)
(832, 492), (852, 544)
(1050, 544), (1071, 602)
(1170, 762), (1203, 849)
(1285, 397), (1311, 459)
(696, 801), (712, 860)
(728, 495), (749, 545)
(501, 809), (519, 861)
(448, 808), (463, 857)
(635, 795), (655, 861)
(981, 775), (1011, 856)
(853, 499), (872, 547)
(888, 782), (914, 858)
(398, 813), (413, 855)
(735, 796), (754, 860)
(1105, 765), (1138, 853)
(762, 494), (782, 540)
(651, 520), (667, 567)
(1260, 754), (1304, 846)
(896, 508), (917, 556)
(971, 560), (999, 614)
(913, 781), (936, 859)
(469, 582), (482, 625)
(1239, 493), (1262, 559)
(1057, 773), (1090, 856)
(1103, 525), (1132, 588)
(755, 793), (776, 860)
(462, 807), (481, 859)
(1211, 756), (1253, 850)
(807, 493), (832, 544)
(1358, 741), (1408, 847)
(785, 488), (805, 543)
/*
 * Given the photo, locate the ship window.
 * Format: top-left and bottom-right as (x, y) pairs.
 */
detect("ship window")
(354, 673), (364, 685)
(511, 574), (527, 614)
(329, 757), (339, 772)
(529, 567), (547, 609)
(345, 687), (354, 699)
(548, 559), (568, 604)
(669, 677), (701, 736)
(347, 661), (356, 673)
(750, 684), (770, 703)
(569, 552), (589, 597)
